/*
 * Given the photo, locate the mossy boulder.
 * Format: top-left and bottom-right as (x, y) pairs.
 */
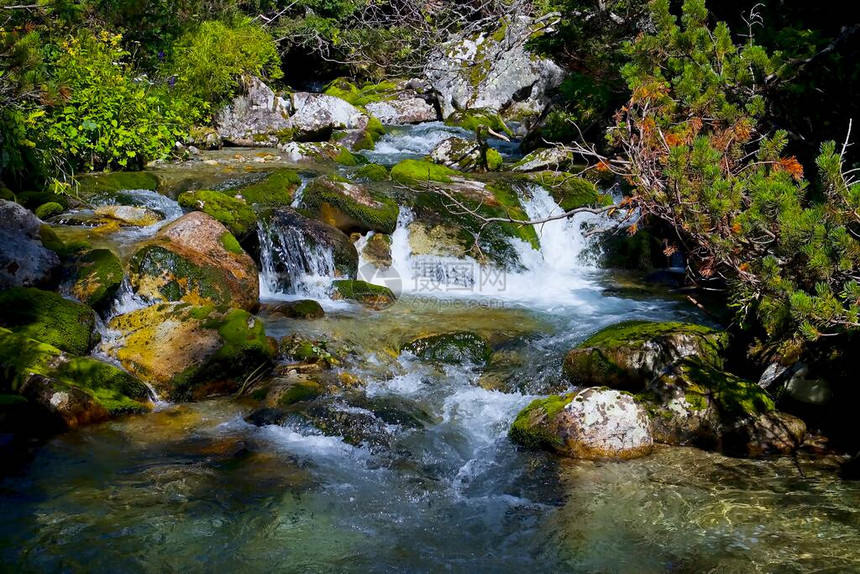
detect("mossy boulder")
(331, 280), (396, 309)
(301, 176), (399, 235)
(177, 190), (257, 238)
(129, 212), (259, 311)
(391, 159), (458, 185)
(277, 380), (325, 406)
(362, 233), (393, 269)
(279, 334), (340, 368)
(401, 331), (491, 366)
(69, 249), (124, 310)
(1, 199), (61, 289)
(105, 303), (276, 400)
(268, 299), (325, 319)
(563, 321), (728, 391)
(510, 387), (653, 460)
(429, 137), (484, 172)
(638, 358), (806, 457)
(512, 147), (576, 172)
(232, 169), (302, 206)
(526, 171), (605, 211)
(0, 287), (99, 355)
(34, 202), (64, 219)
(0, 327), (150, 432)
(355, 163), (389, 182)
(76, 171), (159, 197)
(323, 78), (402, 107)
(187, 126), (223, 150)
(444, 108), (512, 137)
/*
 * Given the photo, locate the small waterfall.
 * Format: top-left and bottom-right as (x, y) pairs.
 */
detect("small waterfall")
(257, 218), (337, 298)
(290, 177), (311, 208)
(107, 278), (151, 320)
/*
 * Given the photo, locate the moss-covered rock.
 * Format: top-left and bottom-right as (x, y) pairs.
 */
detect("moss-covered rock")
(444, 108), (512, 136)
(301, 176), (399, 234)
(177, 190), (257, 238)
(76, 171), (159, 197)
(232, 169), (302, 206)
(0, 287), (99, 355)
(268, 299), (325, 320)
(563, 321), (728, 391)
(637, 358), (806, 457)
(278, 380), (325, 406)
(129, 212), (259, 311)
(323, 78), (402, 107)
(391, 159), (458, 185)
(362, 233), (393, 269)
(401, 331), (491, 366)
(509, 387), (653, 459)
(331, 280), (396, 309)
(486, 148), (504, 171)
(512, 147), (576, 172)
(526, 171), (604, 211)
(355, 163), (389, 182)
(105, 303), (276, 400)
(429, 137), (484, 172)
(187, 126), (223, 150)
(91, 205), (163, 227)
(279, 334), (340, 368)
(0, 327), (150, 431)
(34, 202), (64, 220)
(69, 249), (124, 310)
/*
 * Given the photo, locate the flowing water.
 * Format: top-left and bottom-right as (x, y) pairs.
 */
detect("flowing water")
(3, 147), (860, 573)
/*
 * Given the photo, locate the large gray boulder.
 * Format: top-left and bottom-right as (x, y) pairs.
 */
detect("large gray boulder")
(289, 92), (369, 141)
(0, 199), (60, 289)
(366, 96), (437, 125)
(216, 76), (293, 146)
(429, 137), (484, 172)
(426, 16), (565, 126)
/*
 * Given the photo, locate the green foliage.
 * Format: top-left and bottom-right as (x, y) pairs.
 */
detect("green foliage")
(169, 18), (282, 111)
(608, 0), (860, 353)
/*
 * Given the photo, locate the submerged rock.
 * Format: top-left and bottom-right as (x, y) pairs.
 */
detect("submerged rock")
(510, 388), (653, 460)
(301, 176), (399, 235)
(177, 190), (257, 238)
(129, 212), (259, 311)
(401, 331), (491, 366)
(0, 287), (99, 355)
(106, 302), (276, 400)
(69, 249), (124, 310)
(92, 205), (162, 227)
(563, 321), (728, 391)
(267, 299), (325, 320)
(427, 16), (564, 125)
(0, 199), (61, 289)
(0, 327), (150, 432)
(638, 358), (806, 457)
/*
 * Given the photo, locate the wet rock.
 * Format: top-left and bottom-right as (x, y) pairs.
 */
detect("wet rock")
(76, 171), (159, 197)
(69, 249), (124, 310)
(512, 147), (576, 172)
(443, 108), (512, 136)
(563, 321), (728, 391)
(279, 334), (340, 368)
(268, 299), (325, 320)
(331, 280), (396, 309)
(524, 172), (603, 211)
(401, 331), (491, 366)
(324, 77), (438, 125)
(216, 76), (293, 146)
(177, 190), (257, 238)
(231, 169), (303, 206)
(362, 233), (393, 269)
(366, 97), (437, 124)
(510, 388), (653, 460)
(187, 126), (223, 150)
(429, 137), (484, 172)
(34, 202), (64, 219)
(301, 176), (399, 235)
(0, 327), (150, 432)
(105, 302), (276, 400)
(92, 204), (163, 227)
(278, 141), (360, 164)
(638, 358), (806, 457)
(355, 164), (389, 182)
(245, 407), (288, 427)
(0, 287), (99, 355)
(427, 16), (564, 125)
(292, 399), (392, 449)
(0, 199), (61, 289)
(257, 207), (358, 285)
(129, 212), (259, 311)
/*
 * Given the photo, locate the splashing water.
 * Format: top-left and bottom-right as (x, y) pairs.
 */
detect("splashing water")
(257, 218), (337, 299)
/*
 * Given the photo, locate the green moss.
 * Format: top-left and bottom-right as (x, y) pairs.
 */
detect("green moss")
(34, 202), (64, 219)
(131, 245), (231, 306)
(177, 190), (257, 237)
(332, 280), (395, 308)
(279, 334), (338, 367)
(581, 321), (721, 349)
(486, 148), (504, 171)
(76, 171), (159, 197)
(509, 393), (574, 449)
(39, 225), (91, 259)
(444, 108), (512, 137)
(323, 78), (401, 107)
(219, 232), (243, 254)
(334, 146), (362, 166)
(0, 288), (99, 355)
(234, 169), (302, 206)
(356, 163), (389, 182)
(0, 328), (149, 415)
(528, 172), (604, 211)
(401, 331), (491, 365)
(279, 380), (324, 406)
(485, 182), (540, 250)
(391, 159), (458, 185)
(273, 299), (325, 319)
(302, 177), (399, 234)
(9, 190), (69, 210)
(675, 359), (774, 417)
(71, 249), (124, 309)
